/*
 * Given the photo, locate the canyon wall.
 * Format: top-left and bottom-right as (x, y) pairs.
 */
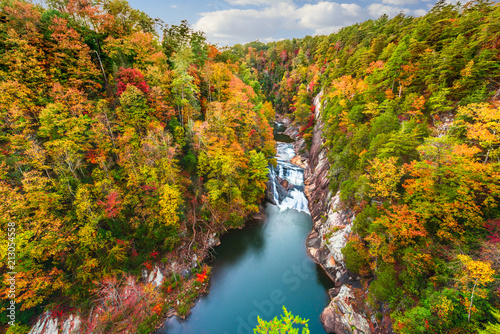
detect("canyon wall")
(283, 91), (375, 334)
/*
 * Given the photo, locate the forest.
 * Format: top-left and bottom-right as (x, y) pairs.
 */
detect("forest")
(230, 0), (500, 333)
(0, 0), (275, 332)
(1, 0), (500, 333)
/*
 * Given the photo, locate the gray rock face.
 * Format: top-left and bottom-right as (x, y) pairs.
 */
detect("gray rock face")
(266, 172), (293, 205)
(266, 177), (277, 205)
(28, 312), (81, 334)
(28, 312), (57, 334)
(321, 286), (372, 334)
(286, 90), (373, 333)
(61, 315), (81, 334)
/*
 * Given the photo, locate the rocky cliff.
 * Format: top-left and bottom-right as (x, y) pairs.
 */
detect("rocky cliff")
(282, 91), (374, 334)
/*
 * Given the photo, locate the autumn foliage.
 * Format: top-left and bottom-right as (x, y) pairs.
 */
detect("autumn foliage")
(0, 0), (275, 331)
(116, 67), (150, 96)
(233, 1), (500, 332)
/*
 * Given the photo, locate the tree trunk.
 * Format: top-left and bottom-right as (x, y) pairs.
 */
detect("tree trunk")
(468, 281), (477, 322)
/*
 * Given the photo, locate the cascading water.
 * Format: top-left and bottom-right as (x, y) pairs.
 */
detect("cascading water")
(269, 142), (310, 214)
(157, 129), (331, 334)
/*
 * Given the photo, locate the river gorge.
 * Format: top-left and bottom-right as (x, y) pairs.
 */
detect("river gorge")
(156, 139), (332, 333)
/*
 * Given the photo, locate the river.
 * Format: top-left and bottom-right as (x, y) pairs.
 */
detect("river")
(156, 141), (332, 334)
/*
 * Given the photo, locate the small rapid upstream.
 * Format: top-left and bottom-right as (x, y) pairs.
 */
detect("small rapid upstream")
(157, 139), (331, 334)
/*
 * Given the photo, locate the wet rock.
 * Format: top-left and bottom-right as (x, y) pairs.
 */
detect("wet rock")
(252, 204), (267, 221)
(279, 178), (290, 190)
(329, 287), (341, 299)
(275, 177), (289, 203)
(265, 178), (277, 205)
(290, 155), (307, 168)
(207, 233), (220, 248)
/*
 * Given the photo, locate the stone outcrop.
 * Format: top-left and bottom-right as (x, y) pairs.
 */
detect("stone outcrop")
(266, 171), (295, 205)
(321, 286), (371, 334)
(284, 90), (372, 334)
(28, 232), (221, 334)
(28, 312), (81, 334)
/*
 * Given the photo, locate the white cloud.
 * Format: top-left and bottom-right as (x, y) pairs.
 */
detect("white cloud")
(195, 1), (428, 45)
(382, 0), (418, 5)
(224, 0), (292, 5)
(195, 2), (300, 45)
(368, 3), (404, 17)
(297, 2), (363, 33)
(412, 8), (427, 16)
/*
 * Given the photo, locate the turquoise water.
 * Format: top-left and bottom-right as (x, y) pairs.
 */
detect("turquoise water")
(156, 204), (332, 334)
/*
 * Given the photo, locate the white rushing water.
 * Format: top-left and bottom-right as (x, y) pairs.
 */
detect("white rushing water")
(270, 143), (310, 214)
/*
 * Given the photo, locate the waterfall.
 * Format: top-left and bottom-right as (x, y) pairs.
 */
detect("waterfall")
(269, 143), (310, 214)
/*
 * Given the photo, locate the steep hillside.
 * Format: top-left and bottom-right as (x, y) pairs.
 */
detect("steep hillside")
(233, 1), (500, 332)
(0, 1), (275, 332)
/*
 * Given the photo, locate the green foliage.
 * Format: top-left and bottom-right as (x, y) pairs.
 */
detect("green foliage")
(342, 237), (370, 275)
(370, 264), (401, 307)
(479, 309), (500, 334)
(5, 324), (31, 334)
(254, 306), (310, 334)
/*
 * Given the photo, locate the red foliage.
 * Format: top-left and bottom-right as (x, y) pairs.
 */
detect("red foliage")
(86, 149), (99, 164)
(309, 81), (315, 92)
(98, 191), (121, 218)
(485, 218), (500, 243)
(300, 113), (315, 136)
(142, 184), (157, 192)
(152, 303), (163, 315)
(116, 239), (129, 246)
(150, 251), (159, 259)
(143, 261), (153, 271)
(116, 67), (149, 96)
(51, 304), (74, 318)
(280, 50), (288, 62)
(196, 269), (208, 282)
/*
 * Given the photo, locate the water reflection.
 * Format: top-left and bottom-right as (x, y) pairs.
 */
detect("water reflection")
(157, 205), (332, 334)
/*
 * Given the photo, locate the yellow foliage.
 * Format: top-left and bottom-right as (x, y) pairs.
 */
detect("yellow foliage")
(456, 103), (500, 162)
(331, 75), (367, 101)
(368, 156), (403, 200)
(456, 254), (495, 288)
(159, 184), (182, 226)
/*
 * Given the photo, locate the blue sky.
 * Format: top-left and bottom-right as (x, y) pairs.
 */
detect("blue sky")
(127, 0), (452, 46)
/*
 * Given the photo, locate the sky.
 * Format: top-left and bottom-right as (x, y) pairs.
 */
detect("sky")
(127, 0), (453, 46)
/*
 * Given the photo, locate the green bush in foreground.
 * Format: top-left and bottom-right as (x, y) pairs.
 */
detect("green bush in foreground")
(254, 306), (310, 334)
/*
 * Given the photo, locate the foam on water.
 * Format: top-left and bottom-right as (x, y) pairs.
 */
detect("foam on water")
(270, 142), (310, 214)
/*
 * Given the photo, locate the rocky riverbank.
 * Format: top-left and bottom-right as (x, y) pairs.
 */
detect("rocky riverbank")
(278, 91), (377, 334)
(27, 230), (222, 334)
